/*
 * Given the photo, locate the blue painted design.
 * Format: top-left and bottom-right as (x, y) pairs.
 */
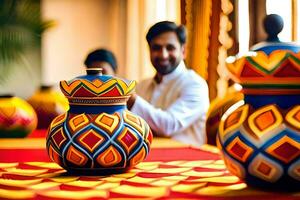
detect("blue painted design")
(72, 74), (132, 85)
(251, 42), (300, 55)
(69, 105), (126, 114)
(74, 74), (113, 82)
(244, 94), (300, 109)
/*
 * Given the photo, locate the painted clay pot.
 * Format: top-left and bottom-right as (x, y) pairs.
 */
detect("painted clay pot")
(28, 85), (69, 129)
(217, 50), (300, 189)
(46, 68), (152, 174)
(206, 84), (243, 145)
(0, 95), (37, 137)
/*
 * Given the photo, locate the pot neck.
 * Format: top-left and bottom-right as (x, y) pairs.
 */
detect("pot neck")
(68, 104), (126, 114)
(244, 94), (300, 109)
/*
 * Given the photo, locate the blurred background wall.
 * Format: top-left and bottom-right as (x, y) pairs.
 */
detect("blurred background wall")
(41, 0), (126, 85)
(0, 0), (299, 101)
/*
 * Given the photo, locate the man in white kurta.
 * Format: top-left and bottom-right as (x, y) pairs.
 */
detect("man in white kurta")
(127, 21), (210, 146)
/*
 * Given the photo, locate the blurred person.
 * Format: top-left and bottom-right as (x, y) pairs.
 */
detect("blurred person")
(84, 48), (117, 75)
(127, 21), (210, 146)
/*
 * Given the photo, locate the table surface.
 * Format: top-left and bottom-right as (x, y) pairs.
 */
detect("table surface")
(0, 130), (299, 200)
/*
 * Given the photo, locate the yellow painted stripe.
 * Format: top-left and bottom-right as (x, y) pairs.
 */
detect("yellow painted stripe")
(0, 138), (45, 149)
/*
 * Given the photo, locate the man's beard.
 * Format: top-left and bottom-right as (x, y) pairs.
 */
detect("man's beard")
(153, 59), (180, 75)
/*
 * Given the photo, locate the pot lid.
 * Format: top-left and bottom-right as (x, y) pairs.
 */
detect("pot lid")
(60, 68), (136, 98)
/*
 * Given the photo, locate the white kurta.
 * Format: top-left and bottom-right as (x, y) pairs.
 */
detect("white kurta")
(131, 61), (210, 146)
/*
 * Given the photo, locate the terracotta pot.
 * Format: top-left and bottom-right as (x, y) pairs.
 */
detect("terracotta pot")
(218, 50), (300, 189)
(46, 68), (152, 174)
(0, 95), (37, 137)
(28, 85), (69, 129)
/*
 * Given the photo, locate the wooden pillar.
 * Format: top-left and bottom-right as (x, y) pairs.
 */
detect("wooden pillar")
(249, 0), (267, 47)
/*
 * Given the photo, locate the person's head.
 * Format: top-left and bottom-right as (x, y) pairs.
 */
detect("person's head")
(263, 14), (284, 42)
(146, 21), (187, 75)
(84, 49), (117, 75)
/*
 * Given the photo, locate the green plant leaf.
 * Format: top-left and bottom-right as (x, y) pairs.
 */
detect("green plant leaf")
(0, 0), (54, 76)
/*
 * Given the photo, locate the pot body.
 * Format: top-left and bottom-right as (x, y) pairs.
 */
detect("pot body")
(0, 95), (37, 137)
(28, 86), (68, 129)
(46, 71), (152, 173)
(47, 104), (152, 173)
(206, 85), (243, 145)
(218, 50), (300, 189)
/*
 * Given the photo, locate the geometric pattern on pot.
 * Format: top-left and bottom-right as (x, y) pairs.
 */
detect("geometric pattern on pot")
(266, 135), (300, 163)
(248, 153), (283, 182)
(288, 159), (300, 181)
(285, 105), (300, 129)
(0, 96), (37, 137)
(248, 104), (283, 139)
(226, 50), (300, 85)
(46, 110), (152, 171)
(60, 78), (136, 98)
(222, 150), (246, 179)
(218, 104), (300, 186)
(219, 103), (249, 143)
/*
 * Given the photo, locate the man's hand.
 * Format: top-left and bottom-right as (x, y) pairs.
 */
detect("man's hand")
(127, 93), (137, 110)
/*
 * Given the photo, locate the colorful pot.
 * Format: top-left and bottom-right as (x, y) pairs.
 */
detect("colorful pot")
(28, 85), (69, 129)
(218, 50), (300, 189)
(206, 85), (243, 145)
(0, 95), (37, 137)
(46, 68), (152, 174)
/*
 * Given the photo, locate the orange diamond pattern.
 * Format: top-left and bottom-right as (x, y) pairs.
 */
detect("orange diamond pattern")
(66, 146), (88, 166)
(124, 111), (143, 133)
(78, 130), (105, 152)
(226, 137), (253, 162)
(49, 144), (62, 165)
(69, 114), (89, 132)
(101, 115), (114, 126)
(225, 110), (242, 130)
(92, 79), (103, 87)
(118, 128), (139, 154)
(50, 113), (66, 129)
(294, 111), (300, 122)
(51, 128), (67, 148)
(286, 106), (300, 129)
(220, 104), (249, 139)
(255, 111), (275, 131)
(96, 146), (122, 167)
(248, 105), (282, 139)
(267, 136), (300, 163)
(94, 113), (119, 134)
(130, 147), (146, 166)
(257, 162), (272, 176)
(248, 154), (283, 182)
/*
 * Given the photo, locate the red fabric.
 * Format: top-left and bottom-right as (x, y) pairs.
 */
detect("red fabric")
(0, 149), (50, 162)
(0, 147), (218, 163)
(146, 147), (220, 161)
(0, 130), (298, 199)
(28, 129), (48, 138)
(2, 129), (220, 162)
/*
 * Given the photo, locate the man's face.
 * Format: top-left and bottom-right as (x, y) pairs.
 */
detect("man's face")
(149, 31), (185, 75)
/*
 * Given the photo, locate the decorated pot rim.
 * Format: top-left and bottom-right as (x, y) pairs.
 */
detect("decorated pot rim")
(60, 69), (136, 98)
(226, 50), (300, 86)
(67, 95), (130, 106)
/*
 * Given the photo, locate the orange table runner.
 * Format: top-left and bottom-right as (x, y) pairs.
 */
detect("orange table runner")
(0, 131), (299, 199)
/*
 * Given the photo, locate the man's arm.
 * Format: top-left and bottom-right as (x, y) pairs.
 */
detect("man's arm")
(128, 79), (209, 137)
